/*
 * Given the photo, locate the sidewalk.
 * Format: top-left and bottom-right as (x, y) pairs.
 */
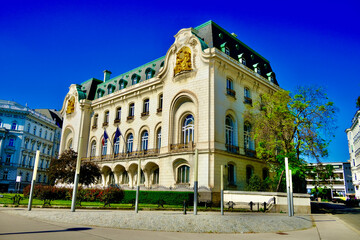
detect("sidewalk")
(0, 208), (358, 239)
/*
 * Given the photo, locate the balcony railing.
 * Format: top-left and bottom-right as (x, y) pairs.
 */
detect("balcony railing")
(127, 116), (134, 121)
(225, 144), (239, 154)
(170, 142), (195, 153)
(245, 148), (256, 157)
(114, 119), (120, 124)
(92, 125), (97, 130)
(226, 88), (236, 98)
(244, 96), (253, 105)
(157, 108), (162, 113)
(141, 111), (149, 117)
(82, 149), (160, 162)
(102, 122), (109, 127)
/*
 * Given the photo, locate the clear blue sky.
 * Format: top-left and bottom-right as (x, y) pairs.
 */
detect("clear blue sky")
(1, 0), (359, 163)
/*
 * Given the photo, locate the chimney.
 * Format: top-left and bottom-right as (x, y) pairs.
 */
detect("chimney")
(103, 70), (112, 82)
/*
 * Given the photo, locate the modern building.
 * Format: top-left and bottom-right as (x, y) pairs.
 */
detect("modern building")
(59, 21), (280, 202)
(306, 162), (355, 197)
(346, 109), (360, 199)
(0, 100), (62, 192)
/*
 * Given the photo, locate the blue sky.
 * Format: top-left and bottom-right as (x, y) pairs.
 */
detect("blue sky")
(1, 0), (359, 163)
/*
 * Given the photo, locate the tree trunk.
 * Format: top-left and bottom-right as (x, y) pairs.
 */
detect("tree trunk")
(276, 169), (285, 192)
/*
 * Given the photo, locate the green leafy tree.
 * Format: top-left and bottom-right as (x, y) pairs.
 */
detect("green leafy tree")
(247, 86), (337, 192)
(47, 149), (101, 186)
(356, 96), (360, 109)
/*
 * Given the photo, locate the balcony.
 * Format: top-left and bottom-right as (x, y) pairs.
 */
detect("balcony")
(226, 88), (236, 98)
(102, 122), (109, 127)
(81, 149), (160, 162)
(244, 97), (253, 105)
(114, 119), (120, 124)
(127, 116), (134, 121)
(141, 111), (149, 117)
(245, 148), (256, 157)
(225, 144), (239, 154)
(170, 142), (195, 153)
(157, 108), (162, 113)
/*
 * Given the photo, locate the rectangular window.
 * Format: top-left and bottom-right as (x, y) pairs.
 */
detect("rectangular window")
(116, 108), (121, 120)
(5, 155), (11, 165)
(3, 171), (8, 180)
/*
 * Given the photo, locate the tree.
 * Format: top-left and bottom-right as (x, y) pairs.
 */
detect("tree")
(356, 96), (360, 109)
(47, 149), (101, 186)
(247, 86), (337, 192)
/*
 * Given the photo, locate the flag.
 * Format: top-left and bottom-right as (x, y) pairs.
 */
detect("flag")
(102, 130), (109, 146)
(114, 127), (122, 144)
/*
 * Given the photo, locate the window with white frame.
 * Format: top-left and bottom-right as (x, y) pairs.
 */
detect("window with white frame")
(33, 126), (36, 135)
(39, 128), (42, 137)
(141, 130), (149, 151)
(104, 111), (109, 124)
(129, 103), (135, 117)
(225, 115), (234, 146)
(113, 138), (120, 155)
(244, 122), (254, 150)
(225, 47), (230, 56)
(143, 99), (149, 115)
(102, 141), (107, 156)
(91, 140), (96, 157)
(93, 114), (98, 127)
(240, 58), (246, 66)
(157, 128), (161, 149)
(5, 155), (11, 164)
(177, 165), (190, 183)
(44, 130), (47, 139)
(127, 133), (133, 153)
(11, 122), (17, 130)
(182, 114), (194, 144)
(116, 107), (121, 120)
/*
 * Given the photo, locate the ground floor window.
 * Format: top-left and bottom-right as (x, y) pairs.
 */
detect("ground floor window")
(177, 165), (190, 183)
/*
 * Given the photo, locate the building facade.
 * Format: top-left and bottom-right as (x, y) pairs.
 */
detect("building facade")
(306, 162), (355, 197)
(0, 100), (62, 192)
(59, 21), (280, 201)
(346, 110), (360, 199)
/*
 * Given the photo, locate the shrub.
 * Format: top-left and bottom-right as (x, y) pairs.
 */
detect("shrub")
(121, 190), (194, 205)
(98, 187), (124, 207)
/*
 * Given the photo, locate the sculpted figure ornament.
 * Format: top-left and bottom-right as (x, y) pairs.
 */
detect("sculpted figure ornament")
(174, 46), (192, 76)
(66, 96), (75, 114)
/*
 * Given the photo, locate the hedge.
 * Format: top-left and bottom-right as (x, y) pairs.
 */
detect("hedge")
(121, 190), (194, 205)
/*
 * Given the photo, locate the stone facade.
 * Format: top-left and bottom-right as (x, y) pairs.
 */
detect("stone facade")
(0, 100), (62, 192)
(346, 110), (360, 199)
(59, 21), (280, 201)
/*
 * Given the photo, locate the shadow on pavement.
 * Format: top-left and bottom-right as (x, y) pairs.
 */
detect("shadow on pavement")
(0, 227), (92, 236)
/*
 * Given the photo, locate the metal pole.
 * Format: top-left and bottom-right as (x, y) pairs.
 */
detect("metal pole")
(135, 159), (141, 213)
(285, 157), (292, 217)
(221, 165), (224, 215)
(289, 169), (294, 216)
(71, 103), (85, 212)
(194, 149), (198, 215)
(28, 150), (40, 211)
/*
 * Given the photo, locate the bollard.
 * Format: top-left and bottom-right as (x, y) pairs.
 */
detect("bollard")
(249, 201), (253, 211)
(183, 200), (187, 215)
(263, 202), (267, 212)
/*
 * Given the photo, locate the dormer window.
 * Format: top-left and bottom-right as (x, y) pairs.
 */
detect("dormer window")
(97, 89), (104, 98)
(253, 63), (261, 74)
(119, 79), (128, 90)
(131, 74), (140, 85)
(225, 47), (230, 56)
(220, 42), (230, 56)
(266, 72), (275, 83)
(107, 84), (115, 94)
(145, 68), (155, 80)
(240, 58), (246, 66)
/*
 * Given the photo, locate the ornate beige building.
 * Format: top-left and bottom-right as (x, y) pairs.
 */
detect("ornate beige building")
(59, 21), (280, 201)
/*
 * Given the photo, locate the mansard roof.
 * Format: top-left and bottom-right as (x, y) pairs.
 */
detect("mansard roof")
(77, 20), (278, 100)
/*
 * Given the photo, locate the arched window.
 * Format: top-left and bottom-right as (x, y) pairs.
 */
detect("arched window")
(182, 114), (194, 144)
(90, 140), (97, 157)
(225, 115), (234, 146)
(126, 133), (134, 153)
(177, 165), (190, 183)
(102, 141), (107, 156)
(97, 89), (104, 98)
(140, 170), (145, 184)
(244, 122), (254, 150)
(141, 130), (148, 151)
(157, 128), (161, 149)
(113, 137), (120, 155)
(39, 128), (42, 137)
(11, 122), (17, 130)
(228, 163), (236, 185)
(153, 168), (159, 184)
(33, 126), (37, 135)
(246, 165), (254, 184)
(107, 85), (115, 94)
